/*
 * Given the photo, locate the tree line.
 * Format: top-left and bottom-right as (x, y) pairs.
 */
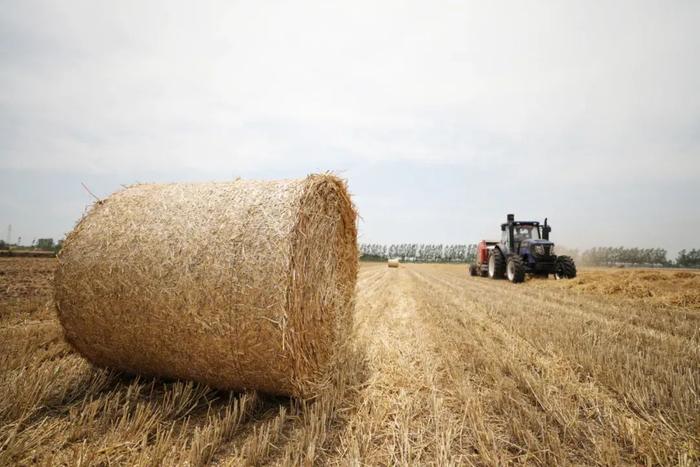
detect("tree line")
(573, 247), (697, 267)
(0, 238), (63, 253)
(578, 247), (669, 267)
(360, 243), (477, 263)
(673, 249), (700, 268)
(360, 243), (700, 268)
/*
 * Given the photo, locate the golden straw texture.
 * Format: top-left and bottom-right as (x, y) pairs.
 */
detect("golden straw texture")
(54, 174), (358, 398)
(387, 259), (400, 268)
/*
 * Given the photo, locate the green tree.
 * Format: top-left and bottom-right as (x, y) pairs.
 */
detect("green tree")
(36, 238), (54, 250)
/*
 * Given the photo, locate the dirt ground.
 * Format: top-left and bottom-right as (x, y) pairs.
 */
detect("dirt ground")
(1, 258), (698, 465)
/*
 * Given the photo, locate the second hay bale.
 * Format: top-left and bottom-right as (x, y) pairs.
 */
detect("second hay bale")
(54, 174), (358, 398)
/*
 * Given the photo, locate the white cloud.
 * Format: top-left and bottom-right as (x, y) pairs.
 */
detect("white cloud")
(1, 0), (698, 179)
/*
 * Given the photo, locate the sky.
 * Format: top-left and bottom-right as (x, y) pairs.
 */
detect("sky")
(1, 0), (699, 256)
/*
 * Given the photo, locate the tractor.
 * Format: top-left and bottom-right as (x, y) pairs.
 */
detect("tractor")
(469, 214), (576, 283)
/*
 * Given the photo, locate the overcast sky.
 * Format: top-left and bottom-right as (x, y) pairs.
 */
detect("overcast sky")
(1, 0), (699, 255)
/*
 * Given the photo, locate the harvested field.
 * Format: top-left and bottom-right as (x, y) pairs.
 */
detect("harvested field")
(551, 267), (700, 310)
(1, 258), (698, 465)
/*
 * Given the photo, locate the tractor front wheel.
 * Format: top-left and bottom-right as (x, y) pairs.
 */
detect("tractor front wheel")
(469, 264), (478, 276)
(488, 249), (506, 279)
(506, 256), (526, 283)
(555, 255), (577, 279)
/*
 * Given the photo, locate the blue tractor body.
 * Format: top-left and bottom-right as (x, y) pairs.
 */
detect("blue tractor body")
(477, 214), (577, 283)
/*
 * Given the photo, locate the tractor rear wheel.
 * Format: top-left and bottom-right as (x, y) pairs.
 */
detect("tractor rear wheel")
(488, 249), (506, 279)
(469, 264), (478, 276)
(555, 255), (577, 279)
(506, 256), (526, 283)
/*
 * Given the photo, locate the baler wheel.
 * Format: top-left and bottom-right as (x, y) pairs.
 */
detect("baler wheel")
(488, 249), (506, 279)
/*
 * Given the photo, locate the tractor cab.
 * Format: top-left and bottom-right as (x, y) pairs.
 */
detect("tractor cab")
(500, 215), (554, 257)
(501, 221), (542, 248)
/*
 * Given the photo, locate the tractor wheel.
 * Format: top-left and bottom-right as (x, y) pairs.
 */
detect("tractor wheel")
(469, 264), (478, 276)
(506, 256), (526, 283)
(480, 268), (489, 278)
(488, 249), (506, 279)
(555, 255), (577, 279)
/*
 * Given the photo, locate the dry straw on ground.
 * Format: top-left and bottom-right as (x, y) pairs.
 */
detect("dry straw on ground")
(2, 260), (698, 464)
(387, 259), (400, 268)
(557, 268), (700, 309)
(54, 174), (358, 398)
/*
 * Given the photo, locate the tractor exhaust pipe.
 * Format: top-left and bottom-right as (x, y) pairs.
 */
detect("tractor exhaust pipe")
(507, 214), (515, 251)
(543, 217), (551, 240)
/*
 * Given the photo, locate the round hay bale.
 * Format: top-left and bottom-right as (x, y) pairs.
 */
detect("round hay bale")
(388, 259), (400, 268)
(54, 174), (358, 398)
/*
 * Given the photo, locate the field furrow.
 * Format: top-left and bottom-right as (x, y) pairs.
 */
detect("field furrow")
(408, 266), (698, 465)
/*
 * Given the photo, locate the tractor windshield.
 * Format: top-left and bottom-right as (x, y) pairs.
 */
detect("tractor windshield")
(514, 225), (540, 241)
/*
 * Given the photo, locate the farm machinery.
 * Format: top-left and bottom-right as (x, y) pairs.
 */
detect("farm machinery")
(469, 214), (576, 283)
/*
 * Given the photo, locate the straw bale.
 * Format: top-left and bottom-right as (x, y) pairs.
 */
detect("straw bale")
(388, 259), (400, 268)
(54, 174), (358, 398)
